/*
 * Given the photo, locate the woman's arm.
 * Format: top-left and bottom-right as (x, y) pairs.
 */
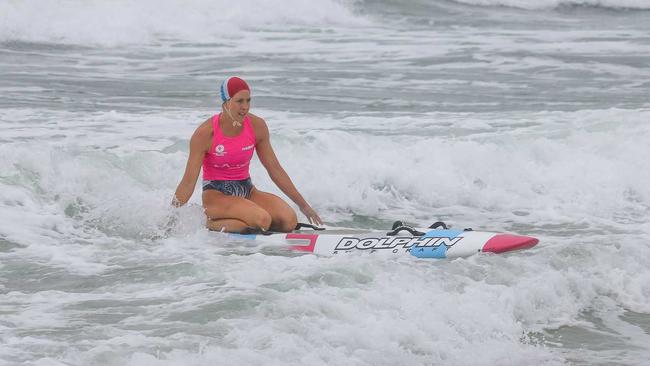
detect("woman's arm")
(252, 116), (323, 225)
(173, 121), (211, 207)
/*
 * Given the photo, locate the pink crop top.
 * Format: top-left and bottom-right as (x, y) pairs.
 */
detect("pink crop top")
(202, 114), (256, 181)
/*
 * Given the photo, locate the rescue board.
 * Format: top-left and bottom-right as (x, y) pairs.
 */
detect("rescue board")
(220, 221), (538, 259)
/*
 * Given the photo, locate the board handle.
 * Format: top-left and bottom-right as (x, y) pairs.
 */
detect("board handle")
(386, 225), (425, 236)
(240, 227), (274, 235)
(294, 222), (326, 231)
(428, 221), (449, 229)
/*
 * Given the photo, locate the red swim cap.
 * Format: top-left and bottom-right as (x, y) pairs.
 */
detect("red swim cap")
(220, 76), (250, 102)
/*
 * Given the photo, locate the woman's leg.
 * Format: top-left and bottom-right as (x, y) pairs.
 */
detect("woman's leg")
(248, 188), (297, 232)
(202, 190), (272, 232)
(206, 218), (249, 233)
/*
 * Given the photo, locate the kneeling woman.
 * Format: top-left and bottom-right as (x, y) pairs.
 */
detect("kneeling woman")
(173, 77), (322, 232)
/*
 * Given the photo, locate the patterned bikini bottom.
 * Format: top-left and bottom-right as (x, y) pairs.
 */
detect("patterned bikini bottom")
(202, 178), (254, 198)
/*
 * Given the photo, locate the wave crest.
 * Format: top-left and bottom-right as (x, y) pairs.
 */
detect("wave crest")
(450, 0), (650, 10)
(0, 0), (365, 46)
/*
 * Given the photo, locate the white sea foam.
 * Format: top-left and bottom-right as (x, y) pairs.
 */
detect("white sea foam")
(2, 104), (650, 363)
(0, 0), (366, 46)
(259, 108), (650, 231)
(1, 107), (648, 234)
(451, 0), (650, 10)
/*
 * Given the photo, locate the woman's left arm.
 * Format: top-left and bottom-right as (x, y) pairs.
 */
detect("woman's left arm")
(252, 116), (323, 226)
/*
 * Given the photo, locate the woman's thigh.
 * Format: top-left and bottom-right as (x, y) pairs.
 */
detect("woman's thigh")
(248, 189), (297, 232)
(202, 190), (271, 228)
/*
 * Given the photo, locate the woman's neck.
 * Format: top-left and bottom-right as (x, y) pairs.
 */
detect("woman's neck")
(219, 111), (243, 136)
(221, 106), (242, 127)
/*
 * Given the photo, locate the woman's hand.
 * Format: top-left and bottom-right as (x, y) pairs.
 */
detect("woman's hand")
(300, 204), (323, 226)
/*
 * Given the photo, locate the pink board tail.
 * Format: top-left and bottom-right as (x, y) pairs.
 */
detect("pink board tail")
(482, 234), (538, 254)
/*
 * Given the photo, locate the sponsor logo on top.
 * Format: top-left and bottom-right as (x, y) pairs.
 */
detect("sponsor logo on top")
(333, 236), (463, 254)
(215, 144), (225, 156)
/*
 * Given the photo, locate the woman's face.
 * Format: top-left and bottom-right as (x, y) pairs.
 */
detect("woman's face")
(226, 90), (251, 122)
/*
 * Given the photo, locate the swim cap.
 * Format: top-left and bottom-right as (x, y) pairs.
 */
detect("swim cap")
(220, 76), (250, 103)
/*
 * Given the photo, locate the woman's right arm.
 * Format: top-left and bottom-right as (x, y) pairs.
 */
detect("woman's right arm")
(172, 122), (211, 207)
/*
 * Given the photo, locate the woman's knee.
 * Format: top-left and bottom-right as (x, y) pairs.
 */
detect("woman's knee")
(203, 205), (221, 219)
(272, 208), (298, 232)
(249, 209), (272, 230)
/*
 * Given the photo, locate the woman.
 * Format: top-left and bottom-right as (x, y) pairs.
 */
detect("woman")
(173, 76), (322, 233)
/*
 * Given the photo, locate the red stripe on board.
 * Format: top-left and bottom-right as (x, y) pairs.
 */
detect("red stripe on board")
(287, 233), (319, 252)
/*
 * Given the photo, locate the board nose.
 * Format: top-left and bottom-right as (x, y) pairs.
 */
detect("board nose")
(482, 234), (539, 254)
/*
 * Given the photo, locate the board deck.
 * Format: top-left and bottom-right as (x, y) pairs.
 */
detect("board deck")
(220, 223), (538, 259)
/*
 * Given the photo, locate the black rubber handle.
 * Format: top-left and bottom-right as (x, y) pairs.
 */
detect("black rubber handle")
(294, 222), (326, 231)
(386, 225), (425, 236)
(240, 227), (274, 235)
(428, 221), (449, 230)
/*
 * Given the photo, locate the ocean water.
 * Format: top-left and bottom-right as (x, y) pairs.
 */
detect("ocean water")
(1, 0), (650, 365)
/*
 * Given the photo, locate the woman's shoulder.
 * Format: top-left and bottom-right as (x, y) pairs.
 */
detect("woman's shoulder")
(196, 115), (215, 132)
(191, 116), (215, 144)
(247, 113), (269, 137)
(247, 113), (267, 127)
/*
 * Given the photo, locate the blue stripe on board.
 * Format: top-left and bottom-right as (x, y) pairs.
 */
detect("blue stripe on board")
(410, 244), (447, 259)
(422, 229), (463, 239)
(229, 234), (257, 239)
